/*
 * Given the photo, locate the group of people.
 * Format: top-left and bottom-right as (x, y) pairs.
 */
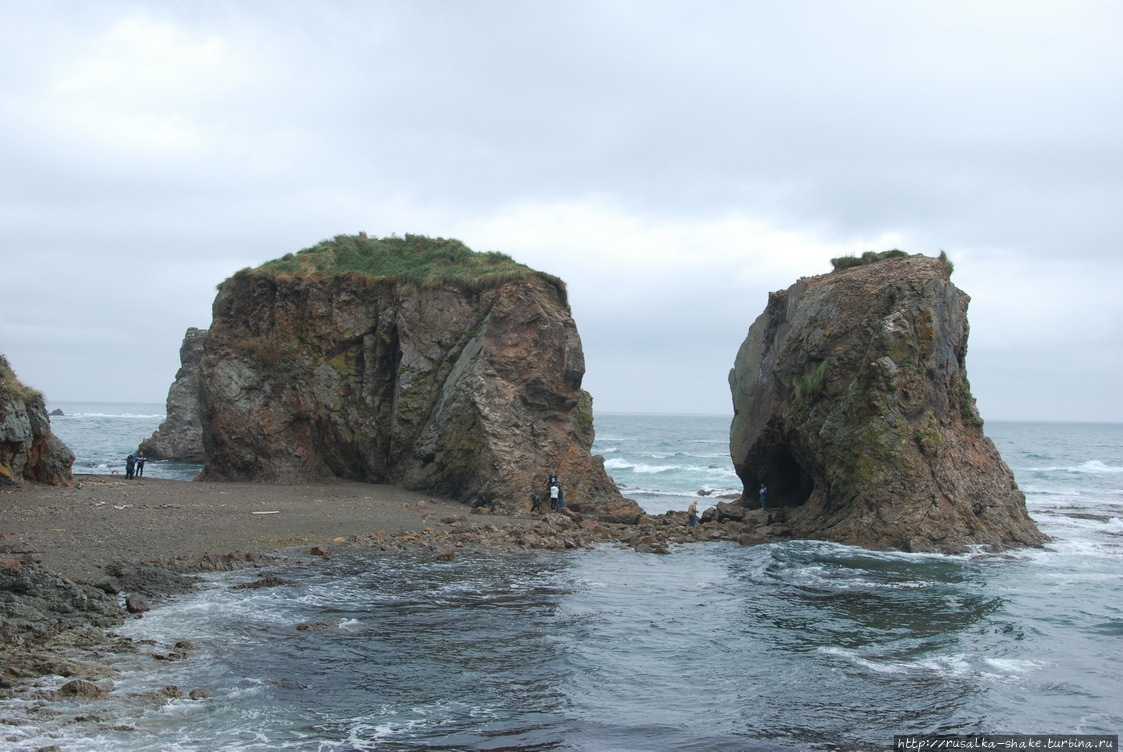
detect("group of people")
(124, 451), (146, 479)
(529, 474), (566, 513)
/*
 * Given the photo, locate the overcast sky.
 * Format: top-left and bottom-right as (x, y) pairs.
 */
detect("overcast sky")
(2, 1), (1120, 421)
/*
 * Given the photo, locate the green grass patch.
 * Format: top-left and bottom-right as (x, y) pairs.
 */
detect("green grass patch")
(248, 233), (566, 298)
(790, 357), (832, 407)
(0, 354), (43, 402)
(830, 249), (954, 279)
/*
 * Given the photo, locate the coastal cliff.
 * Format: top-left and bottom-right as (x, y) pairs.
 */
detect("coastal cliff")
(193, 234), (638, 520)
(139, 328), (205, 462)
(0, 354), (73, 486)
(728, 253), (1045, 553)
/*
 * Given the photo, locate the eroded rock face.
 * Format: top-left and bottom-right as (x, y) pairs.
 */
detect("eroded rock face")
(195, 269), (637, 519)
(728, 255), (1045, 553)
(0, 355), (73, 486)
(139, 327), (205, 462)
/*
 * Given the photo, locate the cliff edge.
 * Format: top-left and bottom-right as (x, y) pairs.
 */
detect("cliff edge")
(193, 234), (639, 520)
(728, 253), (1045, 553)
(0, 354), (74, 486)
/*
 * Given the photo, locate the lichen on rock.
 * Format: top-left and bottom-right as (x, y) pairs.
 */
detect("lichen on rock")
(192, 234), (637, 520)
(728, 253), (1045, 553)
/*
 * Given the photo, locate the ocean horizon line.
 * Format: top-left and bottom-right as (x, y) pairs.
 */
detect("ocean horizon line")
(44, 400), (1122, 425)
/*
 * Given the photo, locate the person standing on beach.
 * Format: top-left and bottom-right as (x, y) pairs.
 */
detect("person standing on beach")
(547, 474), (559, 511)
(135, 451), (146, 477)
(125, 453), (136, 479)
(687, 500), (698, 527)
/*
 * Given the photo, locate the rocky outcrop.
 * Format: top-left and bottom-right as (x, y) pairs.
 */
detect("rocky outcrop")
(0, 354), (73, 486)
(139, 327), (206, 462)
(728, 254), (1045, 553)
(0, 559), (124, 644)
(194, 235), (639, 520)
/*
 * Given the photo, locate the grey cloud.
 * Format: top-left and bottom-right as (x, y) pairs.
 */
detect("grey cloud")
(1, 0), (1120, 418)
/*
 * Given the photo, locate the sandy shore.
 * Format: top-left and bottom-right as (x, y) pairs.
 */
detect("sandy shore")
(0, 475), (521, 582)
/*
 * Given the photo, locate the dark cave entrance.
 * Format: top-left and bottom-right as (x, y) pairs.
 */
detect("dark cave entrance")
(753, 444), (815, 509)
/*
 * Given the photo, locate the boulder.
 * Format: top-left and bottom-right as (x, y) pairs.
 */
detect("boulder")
(728, 253), (1046, 553)
(192, 234), (640, 520)
(139, 327), (206, 462)
(58, 679), (108, 699)
(125, 593), (151, 614)
(0, 354), (73, 486)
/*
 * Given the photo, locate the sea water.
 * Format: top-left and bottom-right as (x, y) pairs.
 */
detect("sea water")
(7, 410), (1122, 751)
(46, 401), (201, 480)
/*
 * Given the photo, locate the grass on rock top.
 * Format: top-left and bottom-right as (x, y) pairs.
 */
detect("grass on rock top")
(247, 233), (564, 294)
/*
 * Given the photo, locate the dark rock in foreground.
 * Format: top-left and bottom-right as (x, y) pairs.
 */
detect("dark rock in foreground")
(728, 254), (1046, 553)
(0, 559), (124, 651)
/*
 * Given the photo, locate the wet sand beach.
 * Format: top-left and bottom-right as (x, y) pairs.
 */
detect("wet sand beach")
(0, 476), (518, 582)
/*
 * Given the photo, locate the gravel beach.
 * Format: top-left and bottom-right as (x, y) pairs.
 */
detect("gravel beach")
(1, 475), (519, 582)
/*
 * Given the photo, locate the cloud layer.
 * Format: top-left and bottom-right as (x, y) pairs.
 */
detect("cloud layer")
(2, 1), (1120, 420)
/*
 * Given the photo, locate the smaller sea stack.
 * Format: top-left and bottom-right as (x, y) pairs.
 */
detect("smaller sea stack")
(139, 327), (206, 463)
(728, 252), (1046, 553)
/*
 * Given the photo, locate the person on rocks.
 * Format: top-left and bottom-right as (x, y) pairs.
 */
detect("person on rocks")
(125, 453), (137, 479)
(135, 451), (146, 477)
(556, 486), (566, 510)
(759, 484), (767, 509)
(530, 492), (543, 513)
(549, 483), (561, 511)
(473, 494), (490, 511)
(687, 499), (699, 527)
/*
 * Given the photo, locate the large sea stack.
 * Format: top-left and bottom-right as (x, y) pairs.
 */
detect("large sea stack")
(0, 354), (74, 486)
(192, 234), (638, 520)
(728, 252), (1045, 553)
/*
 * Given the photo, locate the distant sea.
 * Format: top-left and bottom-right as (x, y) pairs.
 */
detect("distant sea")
(47, 401), (201, 480)
(15, 404), (1122, 751)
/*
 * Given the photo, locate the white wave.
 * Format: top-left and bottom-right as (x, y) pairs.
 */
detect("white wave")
(1024, 460), (1123, 474)
(818, 646), (976, 677)
(603, 458), (675, 473)
(982, 657), (1044, 675)
(58, 412), (166, 419)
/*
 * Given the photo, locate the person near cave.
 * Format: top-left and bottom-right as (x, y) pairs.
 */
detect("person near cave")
(759, 484), (767, 509)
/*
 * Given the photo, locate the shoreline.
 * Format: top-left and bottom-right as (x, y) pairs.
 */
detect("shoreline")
(1, 475), (528, 582)
(0, 475), (768, 722)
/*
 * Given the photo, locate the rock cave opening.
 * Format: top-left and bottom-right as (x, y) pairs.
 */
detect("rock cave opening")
(759, 444), (814, 509)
